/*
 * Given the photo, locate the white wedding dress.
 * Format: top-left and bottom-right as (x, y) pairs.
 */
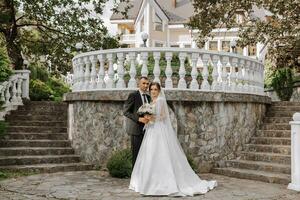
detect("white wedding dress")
(129, 91), (217, 196)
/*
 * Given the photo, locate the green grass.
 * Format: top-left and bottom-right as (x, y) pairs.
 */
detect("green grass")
(0, 170), (37, 181)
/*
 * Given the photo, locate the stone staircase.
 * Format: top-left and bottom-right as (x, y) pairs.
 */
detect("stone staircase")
(0, 101), (93, 173)
(212, 101), (300, 184)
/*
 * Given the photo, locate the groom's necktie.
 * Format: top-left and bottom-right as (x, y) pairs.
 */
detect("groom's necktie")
(142, 94), (148, 104)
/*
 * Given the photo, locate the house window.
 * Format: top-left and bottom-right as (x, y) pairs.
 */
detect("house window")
(154, 42), (164, 47)
(222, 41), (230, 52)
(184, 44), (191, 48)
(236, 13), (245, 24)
(171, 44), (180, 48)
(209, 41), (218, 51)
(249, 45), (257, 56)
(154, 13), (163, 32)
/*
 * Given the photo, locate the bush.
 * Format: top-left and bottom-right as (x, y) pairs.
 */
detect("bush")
(29, 79), (54, 101)
(186, 153), (198, 173)
(271, 68), (294, 101)
(47, 77), (70, 101)
(0, 121), (8, 138)
(29, 64), (49, 82)
(0, 46), (12, 82)
(107, 149), (132, 178)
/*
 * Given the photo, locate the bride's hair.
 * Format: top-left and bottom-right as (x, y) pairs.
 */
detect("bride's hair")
(149, 82), (161, 92)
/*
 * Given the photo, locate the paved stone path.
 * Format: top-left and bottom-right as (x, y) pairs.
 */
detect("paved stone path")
(0, 171), (299, 200)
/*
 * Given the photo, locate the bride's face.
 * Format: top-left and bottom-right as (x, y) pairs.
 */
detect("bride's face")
(150, 85), (160, 98)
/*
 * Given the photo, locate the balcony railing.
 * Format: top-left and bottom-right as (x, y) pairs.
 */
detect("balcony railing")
(121, 34), (136, 43)
(0, 70), (30, 120)
(71, 47), (265, 95)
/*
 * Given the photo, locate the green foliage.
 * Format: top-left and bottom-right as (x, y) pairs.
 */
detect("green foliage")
(0, 121), (8, 138)
(0, 0), (125, 71)
(28, 64), (70, 101)
(264, 59), (276, 88)
(188, 0), (300, 69)
(271, 68), (294, 101)
(0, 170), (37, 181)
(186, 153), (198, 173)
(107, 149), (132, 178)
(0, 46), (12, 82)
(29, 64), (49, 82)
(47, 77), (71, 101)
(29, 79), (54, 101)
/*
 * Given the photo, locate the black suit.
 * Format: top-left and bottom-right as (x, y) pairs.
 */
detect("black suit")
(124, 90), (151, 167)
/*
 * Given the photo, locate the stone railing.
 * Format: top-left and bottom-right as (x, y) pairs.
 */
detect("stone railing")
(71, 48), (265, 95)
(288, 113), (300, 191)
(0, 70), (30, 120)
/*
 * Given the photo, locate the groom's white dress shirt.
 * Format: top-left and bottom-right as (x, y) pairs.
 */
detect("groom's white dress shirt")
(139, 90), (148, 104)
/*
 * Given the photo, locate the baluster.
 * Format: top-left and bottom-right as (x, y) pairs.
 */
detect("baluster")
(77, 58), (84, 90)
(244, 60), (251, 93)
(178, 52), (187, 89)
(83, 57), (91, 90)
(201, 54), (210, 90)
(211, 55), (220, 91)
(153, 52), (161, 84)
(11, 77), (18, 104)
(189, 53), (199, 89)
(116, 53), (125, 88)
(239, 59), (245, 92)
(141, 52), (148, 77)
(97, 54), (105, 89)
(71, 59), (77, 91)
(221, 56), (229, 91)
(89, 55), (97, 90)
(230, 57), (238, 92)
(5, 82), (11, 108)
(259, 64), (264, 94)
(165, 52), (173, 88)
(106, 53), (115, 89)
(128, 52), (137, 88)
(17, 77), (23, 104)
(252, 62), (258, 94)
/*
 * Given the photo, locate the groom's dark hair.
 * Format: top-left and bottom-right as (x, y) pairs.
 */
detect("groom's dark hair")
(139, 76), (148, 81)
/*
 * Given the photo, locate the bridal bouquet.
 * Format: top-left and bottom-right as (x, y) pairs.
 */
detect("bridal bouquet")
(137, 103), (155, 117)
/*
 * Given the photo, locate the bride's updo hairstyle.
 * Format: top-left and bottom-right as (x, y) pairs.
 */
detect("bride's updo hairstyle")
(149, 82), (161, 92)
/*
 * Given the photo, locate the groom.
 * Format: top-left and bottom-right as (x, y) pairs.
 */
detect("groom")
(124, 77), (151, 167)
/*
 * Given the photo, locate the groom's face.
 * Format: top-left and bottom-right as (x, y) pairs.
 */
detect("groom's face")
(139, 78), (149, 92)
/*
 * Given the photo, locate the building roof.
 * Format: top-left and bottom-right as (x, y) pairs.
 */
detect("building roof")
(110, 0), (269, 24)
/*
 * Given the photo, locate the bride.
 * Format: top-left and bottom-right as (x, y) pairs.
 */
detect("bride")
(129, 82), (217, 196)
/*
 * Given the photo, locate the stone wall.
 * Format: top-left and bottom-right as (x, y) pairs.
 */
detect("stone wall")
(64, 91), (270, 172)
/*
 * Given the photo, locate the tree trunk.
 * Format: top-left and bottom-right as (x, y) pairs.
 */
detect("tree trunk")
(6, 39), (23, 69)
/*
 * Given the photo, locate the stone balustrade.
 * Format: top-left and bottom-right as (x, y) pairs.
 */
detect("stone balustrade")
(0, 70), (30, 120)
(71, 48), (265, 95)
(288, 113), (300, 191)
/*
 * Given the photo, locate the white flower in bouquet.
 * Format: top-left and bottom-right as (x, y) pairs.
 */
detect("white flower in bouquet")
(137, 103), (155, 116)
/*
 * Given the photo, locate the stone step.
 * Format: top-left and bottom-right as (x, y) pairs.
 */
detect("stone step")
(244, 144), (291, 155)
(0, 140), (71, 147)
(0, 147), (74, 156)
(0, 162), (93, 174)
(271, 102), (300, 106)
(7, 126), (67, 133)
(0, 155), (80, 166)
(270, 106), (300, 111)
(10, 110), (68, 116)
(225, 160), (291, 174)
(256, 130), (290, 138)
(262, 124), (290, 130)
(241, 152), (291, 164)
(3, 133), (68, 140)
(17, 104), (68, 111)
(264, 117), (292, 124)
(266, 111), (296, 117)
(4, 121), (67, 127)
(23, 101), (68, 106)
(5, 114), (67, 121)
(250, 137), (291, 145)
(212, 167), (290, 184)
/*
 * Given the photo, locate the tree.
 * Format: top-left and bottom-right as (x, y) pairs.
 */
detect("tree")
(0, 0), (127, 73)
(188, 0), (300, 69)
